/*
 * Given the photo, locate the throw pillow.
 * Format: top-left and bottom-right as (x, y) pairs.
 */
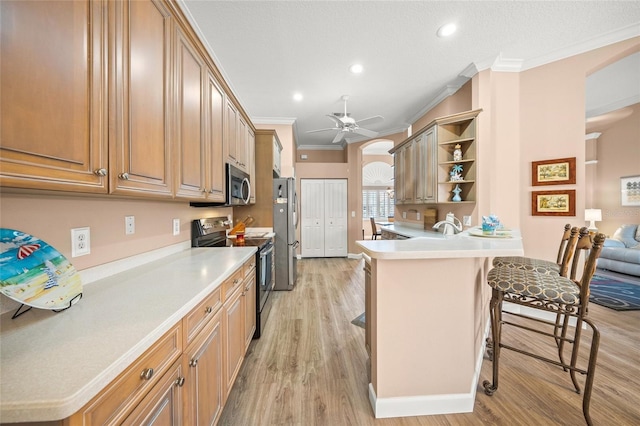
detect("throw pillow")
(612, 224), (639, 248)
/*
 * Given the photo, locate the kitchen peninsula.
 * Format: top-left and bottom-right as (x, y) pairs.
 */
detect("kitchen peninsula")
(356, 230), (524, 418)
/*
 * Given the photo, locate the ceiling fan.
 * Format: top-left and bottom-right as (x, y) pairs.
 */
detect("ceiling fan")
(306, 95), (384, 143)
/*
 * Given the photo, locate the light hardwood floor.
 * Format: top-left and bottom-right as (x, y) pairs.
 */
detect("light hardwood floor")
(219, 258), (640, 425)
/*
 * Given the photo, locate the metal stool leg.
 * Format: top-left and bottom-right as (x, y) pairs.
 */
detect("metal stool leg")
(483, 288), (503, 396)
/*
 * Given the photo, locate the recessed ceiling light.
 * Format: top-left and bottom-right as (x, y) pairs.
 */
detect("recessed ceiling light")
(349, 64), (363, 74)
(437, 23), (457, 38)
(293, 93), (303, 101)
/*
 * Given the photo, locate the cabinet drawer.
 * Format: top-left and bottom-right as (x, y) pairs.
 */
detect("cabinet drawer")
(243, 256), (256, 277)
(222, 268), (243, 301)
(72, 323), (182, 425)
(183, 287), (222, 348)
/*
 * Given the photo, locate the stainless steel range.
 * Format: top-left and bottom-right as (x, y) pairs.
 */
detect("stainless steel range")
(191, 217), (274, 339)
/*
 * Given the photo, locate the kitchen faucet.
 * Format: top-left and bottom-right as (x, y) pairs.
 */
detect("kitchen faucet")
(432, 212), (463, 235)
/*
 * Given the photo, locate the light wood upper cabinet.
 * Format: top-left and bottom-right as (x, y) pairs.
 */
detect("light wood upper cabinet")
(414, 129), (437, 203)
(248, 127), (256, 204)
(0, 0), (108, 192)
(174, 26), (206, 200)
(224, 100), (239, 168)
(390, 109), (480, 205)
(205, 71), (226, 202)
(109, 0), (173, 198)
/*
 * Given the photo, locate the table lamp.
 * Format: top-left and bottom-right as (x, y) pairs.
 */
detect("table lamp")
(585, 208), (602, 231)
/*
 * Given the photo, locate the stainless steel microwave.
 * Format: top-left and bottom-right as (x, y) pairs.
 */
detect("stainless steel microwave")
(225, 163), (250, 206)
(190, 163), (250, 207)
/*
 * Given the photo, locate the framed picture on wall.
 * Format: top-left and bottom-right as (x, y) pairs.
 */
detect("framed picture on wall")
(621, 175), (640, 206)
(531, 157), (576, 186)
(531, 189), (576, 216)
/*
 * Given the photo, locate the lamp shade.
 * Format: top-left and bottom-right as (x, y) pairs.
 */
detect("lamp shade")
(585, 209), (602, 222)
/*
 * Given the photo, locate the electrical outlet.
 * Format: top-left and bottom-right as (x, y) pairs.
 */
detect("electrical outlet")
(463, 215), (472, 227)
(402, 211), (407, 219)
(71, 227), (90, 257)
(417, 212), (421, 220)
(173, 218), (180, 236)
(125, 216), (135, 235)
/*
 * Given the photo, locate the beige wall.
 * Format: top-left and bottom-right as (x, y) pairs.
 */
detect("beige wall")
(255, 123), (296, 177)
(297, 149), (346, 163)
(590, 103), (640, 236)
(411, 81), (473, 135)
(514, 37), (639, 260)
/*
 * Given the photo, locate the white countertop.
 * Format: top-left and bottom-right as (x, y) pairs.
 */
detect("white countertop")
(0, 247), (256, 423)
(357, 227), (524, 260)
(379, 223), (446, 239)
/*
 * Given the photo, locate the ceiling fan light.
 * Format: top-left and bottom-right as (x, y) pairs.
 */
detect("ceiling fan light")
(349, 64), (363, 74)
(437, 23), (457, 38)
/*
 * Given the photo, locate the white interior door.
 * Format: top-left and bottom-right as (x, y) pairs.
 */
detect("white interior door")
(324, 179), (348, 257)
(301, 179), (324, 257)
(301, 178), (347, 258)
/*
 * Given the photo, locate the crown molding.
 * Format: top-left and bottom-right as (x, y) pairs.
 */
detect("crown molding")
(586, 94), (640, 118)
(297, 144), (345, 151)
(585, 132), (602, 141)
(522, 24), (640, 71)
(491, 53), (524, 72)
(251, 117), (297, 125)
(407, 77), (470, 124)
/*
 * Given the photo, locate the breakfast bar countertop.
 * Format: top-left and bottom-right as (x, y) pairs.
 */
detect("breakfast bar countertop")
(357, 227), (524, 260)
(0, 247), (256, 423)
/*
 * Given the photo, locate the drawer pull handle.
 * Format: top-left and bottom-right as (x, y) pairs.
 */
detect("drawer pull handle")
(205, 306), (213, 314)
(119, 172), (130, 180)
(140, 368), (154, 380)
(175, 377), (185, 387)
(94, 168), (107, 176)
(234, 279), (239, 284)
(189, 359), (198, 367)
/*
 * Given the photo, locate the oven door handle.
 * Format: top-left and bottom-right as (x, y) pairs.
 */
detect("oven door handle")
(260, 246), (274, 258)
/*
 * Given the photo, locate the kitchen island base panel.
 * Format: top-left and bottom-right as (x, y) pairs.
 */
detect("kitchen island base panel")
(369, 257), (493, 416)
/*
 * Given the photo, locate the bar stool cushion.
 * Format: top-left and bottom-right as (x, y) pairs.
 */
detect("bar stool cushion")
(487, 267), (580, 305)
(492, 256), (560, 275)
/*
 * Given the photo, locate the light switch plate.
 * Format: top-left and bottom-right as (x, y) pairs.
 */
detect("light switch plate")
(463, 215), (472, 226)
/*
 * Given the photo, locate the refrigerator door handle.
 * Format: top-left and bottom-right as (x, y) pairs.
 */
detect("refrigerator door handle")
(292, 240), (300, 249)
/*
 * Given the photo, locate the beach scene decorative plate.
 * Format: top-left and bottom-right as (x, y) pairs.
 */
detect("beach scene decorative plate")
(0, 228), (82, 310)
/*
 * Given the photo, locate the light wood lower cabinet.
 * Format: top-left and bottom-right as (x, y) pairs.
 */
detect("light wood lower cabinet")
(183, 310), (223, 426)
(223, 285), (245, 398)
(67, 323), (183, 425)
(243, 268), (257, 351)
(122, 359), (185, 425)
(49, 261), (255, 426)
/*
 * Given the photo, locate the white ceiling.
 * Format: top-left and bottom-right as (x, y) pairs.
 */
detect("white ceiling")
(178, 1), (640, 149)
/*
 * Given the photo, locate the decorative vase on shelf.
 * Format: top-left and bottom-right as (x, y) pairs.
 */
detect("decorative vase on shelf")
(449, 164), (464, 182)
(452, 184), (462, 202)
(453, 144), (463, 161)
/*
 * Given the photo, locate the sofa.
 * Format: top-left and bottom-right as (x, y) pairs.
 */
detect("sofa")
(597, 224), (640, 277)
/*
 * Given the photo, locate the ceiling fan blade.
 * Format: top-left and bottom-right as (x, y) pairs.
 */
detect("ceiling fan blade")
(355, 115), (384, 126)
(326, 114), (344, 126)
(332, 131), (346, 144)
(353, 127), (378, 138)
(306, 127), (339, 134)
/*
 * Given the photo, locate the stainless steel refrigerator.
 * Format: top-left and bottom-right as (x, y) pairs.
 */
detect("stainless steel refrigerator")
(273, 177), (298, 290)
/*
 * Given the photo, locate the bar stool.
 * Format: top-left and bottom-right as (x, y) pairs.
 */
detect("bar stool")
(483, 228), (605, 425)
(493, 223), (574, 275)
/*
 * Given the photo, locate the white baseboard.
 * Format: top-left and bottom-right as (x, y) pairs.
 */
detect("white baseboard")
(368, 384), (474, 418)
